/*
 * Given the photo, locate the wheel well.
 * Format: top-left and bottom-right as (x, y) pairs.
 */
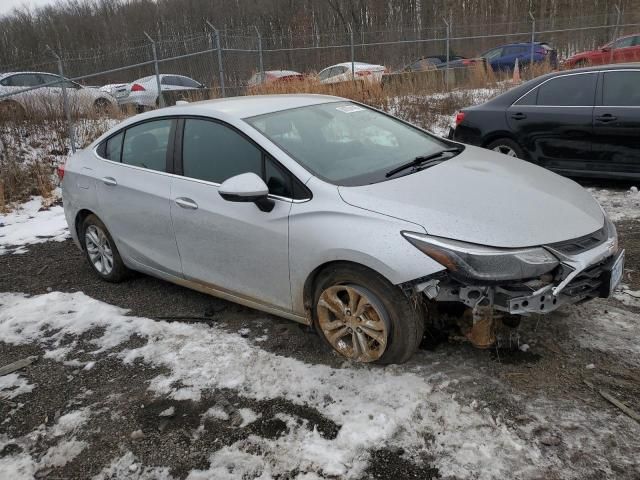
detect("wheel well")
(302, 260), (391, 314)
(74, 209), (95, 249)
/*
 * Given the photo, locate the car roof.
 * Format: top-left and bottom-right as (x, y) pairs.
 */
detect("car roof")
(142, 94), (344, 119)
(330, 62), (383, 69)
(0, 71), (60, 79)
(484, 62), (640, 107)
(265, 70), (301, 75)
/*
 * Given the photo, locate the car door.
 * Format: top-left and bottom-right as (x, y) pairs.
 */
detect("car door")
(40, 73), (85, 114)
(482, 47), (504, 71)
(0, 73), (44, 111)
(94, 118), (183, 276)
(170, 117), (294, 311)
(592, 69), (640, 177)
(611, 36), (636, 63)
(506, 72), (597, 172)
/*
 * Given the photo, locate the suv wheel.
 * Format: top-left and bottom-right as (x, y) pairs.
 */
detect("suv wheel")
(81, 215), (129, 282)
(313, 265), (424, 364)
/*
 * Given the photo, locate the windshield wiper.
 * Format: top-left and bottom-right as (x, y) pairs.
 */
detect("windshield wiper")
(385, 147), (463, 178)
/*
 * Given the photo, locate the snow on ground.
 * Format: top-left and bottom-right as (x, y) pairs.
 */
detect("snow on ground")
(0, 195), (68, 255)
(0, 291), (540, 479)
(589, 187), (640, 221)
(0, 406), (91, 480)
(1, 291), (638, 478)
(613, 284), (640, 308)
(0, 372), (35, 399)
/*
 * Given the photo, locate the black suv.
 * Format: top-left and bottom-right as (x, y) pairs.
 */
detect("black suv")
(450, 64), (640, 180)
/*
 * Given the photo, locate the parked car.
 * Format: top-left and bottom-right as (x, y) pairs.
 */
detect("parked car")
(450, 64), (640, 180)
(247, 70), (305, 89)
(318, 62), (386, 84)
(0, 71), (117, 117)
(115, 74), (206, 109)
(61, 94), (623, 364)
(398, 55), (485, 72)
(480, 42), (558, 71)
(564, 33), (640, 68)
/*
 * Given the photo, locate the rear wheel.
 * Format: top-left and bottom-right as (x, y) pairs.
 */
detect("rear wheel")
(312, 264), (424, 364)
(486, 138), (525, 159)
(93, 98), (112, 115)
(81, 215), (129, 282)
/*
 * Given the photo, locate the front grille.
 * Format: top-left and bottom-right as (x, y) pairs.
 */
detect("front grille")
(549, 226), (607, 255)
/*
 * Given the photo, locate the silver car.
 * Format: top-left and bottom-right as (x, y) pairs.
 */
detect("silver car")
(61, 94), (624, 364)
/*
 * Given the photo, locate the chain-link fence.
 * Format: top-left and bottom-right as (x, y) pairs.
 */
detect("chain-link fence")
(1, 7), (639, 152)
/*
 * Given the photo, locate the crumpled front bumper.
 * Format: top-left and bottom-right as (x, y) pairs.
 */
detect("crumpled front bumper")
(496, 248), (624, 315)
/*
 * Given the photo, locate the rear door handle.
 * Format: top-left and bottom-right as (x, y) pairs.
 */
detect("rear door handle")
(595, 114), (617, 123)
(102, 176), (117, 186)
(510, 112), (527, 120)
(175, 197), (198, 210)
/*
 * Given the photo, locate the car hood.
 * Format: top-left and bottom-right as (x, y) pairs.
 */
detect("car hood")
(338, 145), (604, 248)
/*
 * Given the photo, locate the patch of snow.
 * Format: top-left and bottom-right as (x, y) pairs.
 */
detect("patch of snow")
(159, 406), (175, 417)
(613, 284), (640, 308)
(52, 407), (91, 437)
(203, 406), (229, 421)
(83, 361), (96, 371)
(0, 373), (35, 399)
(0, 196), (68, 256)
(236, 408), (260, 427)
(93, 452), (174, 480)
(39, 439), (87, 468)
(589, 187), (640, 221)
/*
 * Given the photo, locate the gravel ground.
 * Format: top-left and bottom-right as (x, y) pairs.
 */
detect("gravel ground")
(1, 216), (639, 479)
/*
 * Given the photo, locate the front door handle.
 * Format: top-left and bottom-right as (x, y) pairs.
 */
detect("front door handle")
(511, 112), (527, 120)
(595, 114), (617, 123)
(102, 176), (117, 186)
(175, 197), (198, 210)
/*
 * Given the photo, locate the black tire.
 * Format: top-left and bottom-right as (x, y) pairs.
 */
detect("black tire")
(93, 98), (112, 115)
(312, 264), (425, 365)
(81, 214), (129, 283)
(486, 138), (525, 159)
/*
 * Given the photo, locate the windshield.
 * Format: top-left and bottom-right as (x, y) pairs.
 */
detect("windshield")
(246, 101), (448, 186)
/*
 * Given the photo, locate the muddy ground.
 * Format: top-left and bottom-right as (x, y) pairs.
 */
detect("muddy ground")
(1, 218), (639, 479)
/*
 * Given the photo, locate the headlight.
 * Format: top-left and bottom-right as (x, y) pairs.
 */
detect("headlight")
(402, 232), (559, 282)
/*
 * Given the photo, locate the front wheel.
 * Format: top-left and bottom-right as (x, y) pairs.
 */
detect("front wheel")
(312, 265), (424, 364)
(486, 138), (525, 159)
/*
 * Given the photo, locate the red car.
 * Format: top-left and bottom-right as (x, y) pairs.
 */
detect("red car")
(564, 33), (640, 68)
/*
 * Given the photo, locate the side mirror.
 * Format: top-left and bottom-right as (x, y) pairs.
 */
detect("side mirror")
(219, 172), (274, 212)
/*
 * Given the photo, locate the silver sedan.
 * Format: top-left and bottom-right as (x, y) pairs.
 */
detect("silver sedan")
(61, 94), (624, 363)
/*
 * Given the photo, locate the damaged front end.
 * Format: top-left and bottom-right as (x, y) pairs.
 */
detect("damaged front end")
(402, 217), (624, 348)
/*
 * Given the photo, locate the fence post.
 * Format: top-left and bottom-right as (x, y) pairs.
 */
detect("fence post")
(143, 31), (164, 108)
(206, 21), (226, 98)
(46, 45), (75, 155)
(529, 10), (536, 73)
(443, 16), (450, 90)
(610, 4), (622, 63)
(254, 26), (264, 74)
(349, 24), (355, 80)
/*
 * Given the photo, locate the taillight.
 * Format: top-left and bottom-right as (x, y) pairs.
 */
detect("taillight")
(455, 111), (466, 126)
(57, 160), (66, 181)
(131, 83), (145, 92)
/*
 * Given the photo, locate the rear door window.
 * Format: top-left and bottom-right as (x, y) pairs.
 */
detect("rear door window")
(121, 119), (172, 172)
(2, 73), (43, 87)
(105, 132), (123, 161)
(603, 71), (640, 106)
(537, 73), (597, 106)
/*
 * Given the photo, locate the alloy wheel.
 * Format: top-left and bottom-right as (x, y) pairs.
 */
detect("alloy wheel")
(492, 145), (518, 157)
(316, 284), (389, 362)
(85, 225), (114, 275)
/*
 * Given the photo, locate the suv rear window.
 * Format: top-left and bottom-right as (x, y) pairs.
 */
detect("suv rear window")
(603, 71), (640, 106)
(537, 73), (597, 106)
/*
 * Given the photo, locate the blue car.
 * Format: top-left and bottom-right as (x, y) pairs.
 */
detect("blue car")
(480, 42), (558, 71)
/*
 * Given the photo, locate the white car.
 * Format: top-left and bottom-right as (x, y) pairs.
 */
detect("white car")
(318, 62), (386, 84)
(0, 71), (117, 117)
(115, 74), (205, 110)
